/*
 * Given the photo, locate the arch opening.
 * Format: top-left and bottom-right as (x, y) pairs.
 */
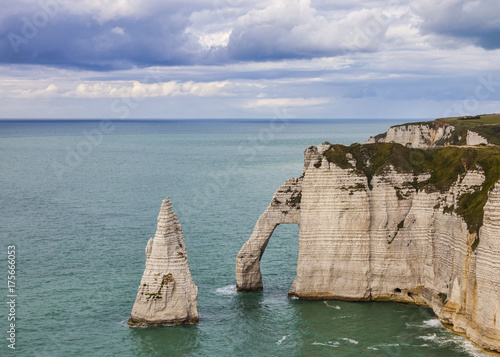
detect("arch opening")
(235, 177), (302, 292)
(260, 223), (300, 293)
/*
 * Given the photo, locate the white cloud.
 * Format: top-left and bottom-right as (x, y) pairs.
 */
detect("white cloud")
(111, 27), (125, 36)
(198, 31), (231, 49)
(62, 0), (158, 21)
(12, 84), (58, 98)
(64, 80), (230, 98)
(226, 0), (403, 59)
(244, 97), (330, 109)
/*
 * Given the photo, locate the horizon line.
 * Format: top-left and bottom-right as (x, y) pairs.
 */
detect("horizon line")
(0, 117), (431, 121)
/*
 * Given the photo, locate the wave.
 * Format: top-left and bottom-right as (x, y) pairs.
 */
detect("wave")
(324, 301), (341, 310)
(423, 319), (444, 328)
(340, 338), (359, 344)
(418, 333), (438, 342)
(406, 318), (444, 329)
(117, 319), (130, 328)
(331, 315), (354, 320)
(276, 335), (288, 345)
(215, 285), (237, 295)
(312, 341), (340, 348)
(417, 333), (488, 356)
(367, 343), (400, 350)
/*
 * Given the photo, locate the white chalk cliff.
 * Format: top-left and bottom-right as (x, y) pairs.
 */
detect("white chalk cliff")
(366, 122), (456, 148)
(467, 130), (489, 146)
(366, 119), (497, 148)
(236, 133), (500, 353)
(129, 198), (198, 326)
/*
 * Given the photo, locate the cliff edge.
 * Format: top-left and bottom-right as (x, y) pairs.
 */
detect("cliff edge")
(367, 113), (500, 148)
(236, 115), (500, 353)
(129, 198), (198, 326)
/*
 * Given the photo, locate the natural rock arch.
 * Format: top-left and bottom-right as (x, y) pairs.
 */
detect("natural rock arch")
(235, 178), (302, 291)
(235, 128), (500, 353)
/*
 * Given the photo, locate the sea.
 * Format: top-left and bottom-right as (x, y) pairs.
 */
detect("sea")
(0, 119), (489, 357)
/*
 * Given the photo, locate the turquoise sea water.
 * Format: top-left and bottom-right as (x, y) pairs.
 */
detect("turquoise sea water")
(0, 119), (488, 356)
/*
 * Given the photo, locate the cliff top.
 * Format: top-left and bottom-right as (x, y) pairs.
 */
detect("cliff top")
(319, 142), (500, 234)
(323, 113), (500, 233)
(408, 113), (500, 126)
(396, 113), (500, 146)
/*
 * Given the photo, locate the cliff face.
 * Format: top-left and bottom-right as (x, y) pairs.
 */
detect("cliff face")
(367, 114), (500, 148)
(129, 198), (198, 326)
(236, 136), (500, 352)
(468, 182), (500, 350)
(467, 130), (489, 145)
(367, 122), (455, 148)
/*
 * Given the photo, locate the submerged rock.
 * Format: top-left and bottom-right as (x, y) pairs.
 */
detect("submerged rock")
(128, 198), (198, 326)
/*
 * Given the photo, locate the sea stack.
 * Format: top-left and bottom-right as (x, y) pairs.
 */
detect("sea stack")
(128, 198), (198, 326)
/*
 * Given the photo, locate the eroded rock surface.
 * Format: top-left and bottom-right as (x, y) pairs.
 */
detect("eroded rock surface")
(129, 198), (198, 326)
(367, 123), (455, 148)
(466, 130), (489, 146)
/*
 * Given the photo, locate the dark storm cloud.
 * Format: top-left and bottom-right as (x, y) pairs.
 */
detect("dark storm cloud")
(0, 0), (395, 70)
(0, 1), (212, 70)
(414, 0), (500, 50)
(1, 0), (500, 71)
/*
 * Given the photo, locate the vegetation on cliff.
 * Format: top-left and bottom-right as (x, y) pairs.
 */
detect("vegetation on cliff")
(390, 113), (500, 146)
(436, 113), (500, 146)
(323, 142), (500, 234)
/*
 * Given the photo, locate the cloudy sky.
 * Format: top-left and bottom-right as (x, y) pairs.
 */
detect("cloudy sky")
(1, 0), (500, 119)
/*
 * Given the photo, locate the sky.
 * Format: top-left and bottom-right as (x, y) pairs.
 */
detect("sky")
(1, 0), (500, 119)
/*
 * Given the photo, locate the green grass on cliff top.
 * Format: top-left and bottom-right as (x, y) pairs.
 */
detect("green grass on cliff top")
(395, 113), (500, 146)
(438, 113), (500, 146)
(323, 142), (500, 234)
(397, 113), (500, 127)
